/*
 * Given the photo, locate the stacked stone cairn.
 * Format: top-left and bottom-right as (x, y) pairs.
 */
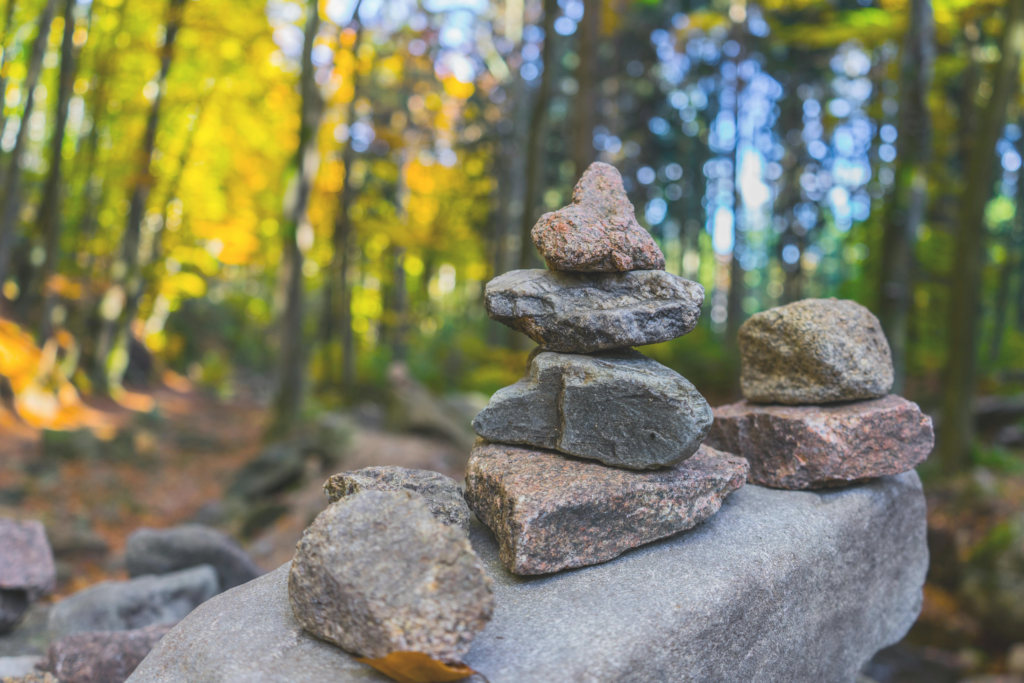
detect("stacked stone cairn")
(705, 298), (935, 489)
(466, 162), (749, 575)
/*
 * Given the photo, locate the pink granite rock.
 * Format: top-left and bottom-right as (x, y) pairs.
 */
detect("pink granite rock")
(531, 162), (665, 272)
(39, 623), (173, 683)
(464, 441), (747, 575)
(705, 395), (933, 490)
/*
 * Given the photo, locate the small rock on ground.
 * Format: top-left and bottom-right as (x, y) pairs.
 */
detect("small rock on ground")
(323, 467), (470, 533)
(485, 269), (703, 353)
(738, 298), (893, 404)
(706, 395), (933, 489)
(48, 565), (218, 640)
(39, 623), (172, 683)
(473, 349), (713, 469)
(531, 162), (665, 272)
(287, 490), (493, 663)
(126, 525), (263, 590)
(464, 441), (748, 574)
(0, 657), (42, 679)
(0, 521), (55, 635)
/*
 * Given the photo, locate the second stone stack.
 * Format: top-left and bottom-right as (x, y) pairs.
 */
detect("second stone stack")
(466, 162), (748, 576)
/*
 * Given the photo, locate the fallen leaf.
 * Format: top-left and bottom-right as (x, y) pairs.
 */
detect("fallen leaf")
(355, 651), (477, 683)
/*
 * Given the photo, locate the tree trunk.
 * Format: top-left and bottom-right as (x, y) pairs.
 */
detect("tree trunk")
(878, 0), (934, 395)
(518, 0), (558, 270)
(570, 0), (598, 180)
(939, 0), (1024, 473)
(0, 0), (20, 150)
(0, 0), (60, 285)
(92, 0), (185, 390)
(36, 0), (80, 339)
(267, 0), (321, 438)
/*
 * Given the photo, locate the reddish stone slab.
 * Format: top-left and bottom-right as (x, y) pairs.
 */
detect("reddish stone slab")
(464, 441), (747, 575)
(531, 162), (665, 272)
(40, 623), (173, 683)
(705, 395), (933, 490)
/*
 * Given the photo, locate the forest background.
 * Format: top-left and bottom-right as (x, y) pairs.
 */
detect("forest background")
(0, 0), (1020, 667)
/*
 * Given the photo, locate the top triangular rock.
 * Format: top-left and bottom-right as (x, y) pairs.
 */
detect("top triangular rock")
(531, 162), (666, 272)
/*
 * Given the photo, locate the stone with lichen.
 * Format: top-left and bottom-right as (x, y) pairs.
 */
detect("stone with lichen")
(705, 395), (933, 490)
(738, 298), (893, 405)
(464, 441), (747, 575)
(287, 490), (493, 663)
(322, 466), (470, 533)
(472, 349), (712, 469)
(531, 162), (665, 272)
(485, 269), (703, 353)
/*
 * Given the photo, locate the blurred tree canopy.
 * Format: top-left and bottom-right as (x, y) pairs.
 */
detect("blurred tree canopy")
(0, 0), (1021, 470)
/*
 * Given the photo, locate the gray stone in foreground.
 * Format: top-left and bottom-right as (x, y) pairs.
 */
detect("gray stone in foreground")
(288, 490), (493, 663)
(323, 466), (470, 533)
(0, 656), (42, 679)
(126, 525), (263, 591)
(485, 269), (704, 353)
(473, 349), (713, 469)
(128, 472), (927, 683)
(739, 298), (894, 404)
(48, 565), (218, 640)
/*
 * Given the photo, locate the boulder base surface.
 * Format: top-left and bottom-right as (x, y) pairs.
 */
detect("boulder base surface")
(465, 442), (746, 574)
(485, 269), (703, 353)
(48, 565), (218, 640)
(472, 349), (713, 469)
(531, 162), (665, 272)
(127, 472), (927, 683)
(323, 466), (470, 533)
(126, 525), (262, 591)
(287, 490), (493, 663)
(706, 395), (933, 489)
(738, 298), (894, 404)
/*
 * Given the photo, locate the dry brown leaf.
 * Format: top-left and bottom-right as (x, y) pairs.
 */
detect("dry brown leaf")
(355, 651), (477, 683)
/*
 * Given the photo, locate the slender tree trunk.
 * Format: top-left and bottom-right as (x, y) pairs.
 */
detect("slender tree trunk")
(939, 0), (1024, 473)
(267, 0), (321, 438)
(321, 5), (362, 391)
(990, 237), (1017, 363)
(571, 0), (598, 180)
(518, 0), (557, 270)
(36, 0), (80, 339)
(726, 56), (745, 346)
(0, 0), (20, 148)
(92, 0), (185, 389)
(0, 0), (60, 285)
(878, 0), (934, 395)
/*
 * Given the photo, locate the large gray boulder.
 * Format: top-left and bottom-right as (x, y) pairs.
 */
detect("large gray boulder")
(48, 566), (218, 640)
(485, 269), (703, 353)
(126, 525), (263, 591)
(128, 472), (927, 683)
(472, 349), (713, 469)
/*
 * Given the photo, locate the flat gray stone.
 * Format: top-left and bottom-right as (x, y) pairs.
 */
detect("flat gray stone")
(485, 269), (704, 353)
(473, 349), (713, 469)
(48, 565), (218, 640)
(322, 466), (470, 533)
(126, 525), (263, 591)
(739, 298), (894, 404)
(0, 655), (42, 678)
(128, 472), (927, 683)
(288, 490), (493, 662)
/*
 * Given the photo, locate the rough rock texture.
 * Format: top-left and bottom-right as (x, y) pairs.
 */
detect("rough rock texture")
(485, 269), (703, 353)
(287, 490), (493, 663)
(706, 395), (933, 490)
(128, 472), (927, 683)
(126, 525), (262, 591)
(0, 520), (55, 634)
(531, 162), (665, 272)
(48, 565), (218, 640)
(473, 349), (713, 469)
(464, 442), (747, 574)
(738, 298), (894, 404)
(322, 466), (470, 533)
(40, 624), (173, 683)
(0, 657), (42, 679)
